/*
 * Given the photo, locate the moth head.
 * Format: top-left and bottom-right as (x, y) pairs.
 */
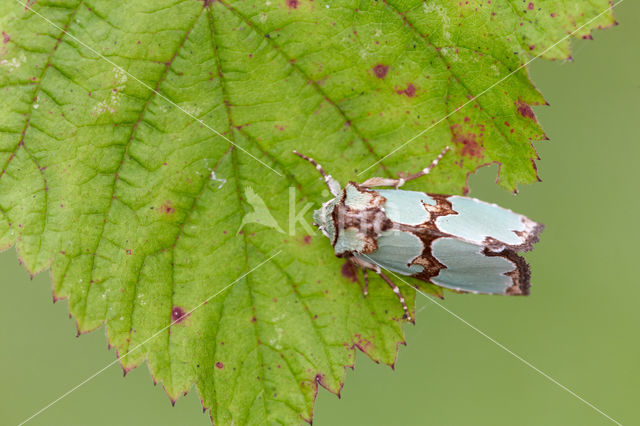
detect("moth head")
(313, 196), (339, 243)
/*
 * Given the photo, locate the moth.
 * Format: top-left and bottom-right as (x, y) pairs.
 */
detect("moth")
(293, 147), (543, 322)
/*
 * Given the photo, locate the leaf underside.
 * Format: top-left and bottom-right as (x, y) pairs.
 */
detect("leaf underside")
(0, 0), (613, 424)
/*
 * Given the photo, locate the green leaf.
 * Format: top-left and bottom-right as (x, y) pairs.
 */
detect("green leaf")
(0, 0), (614, 424)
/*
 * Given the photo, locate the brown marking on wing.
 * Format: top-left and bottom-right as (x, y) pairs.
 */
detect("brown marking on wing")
(483, 220), (544, 253)
(482, 248), (531, 295)
(411, 250), (443, 279)
(399, 194), (459, 282)
(423, 194), (458, 219)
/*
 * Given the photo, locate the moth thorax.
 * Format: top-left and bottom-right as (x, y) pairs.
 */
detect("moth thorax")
(330, 204), (391, 256)
(334, 205), (390, 235)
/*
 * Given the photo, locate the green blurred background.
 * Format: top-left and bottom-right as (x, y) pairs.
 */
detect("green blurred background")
(2, 2), (638, 425)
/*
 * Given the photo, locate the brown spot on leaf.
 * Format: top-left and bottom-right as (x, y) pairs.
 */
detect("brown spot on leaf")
(303, 235), (312, 245)
(452, 128), (484, 159)
(171, 306), (190, 323)
(341, 261), (358, 282)
(397, 83), (416, 97)
(2, 31), (10, 44)
(287, 0), (299, 8)
(516, 100), (535, 119)
(353, 333), (375, 355)
(528, 2), (534, 10)
(215, 362), (224, 369)
(372, 64), (389, 79)
(160, 201), (175, 214)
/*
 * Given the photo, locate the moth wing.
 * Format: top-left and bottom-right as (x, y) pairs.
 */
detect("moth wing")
(357, 229), (530, 295)
(357, 229), (426, 276)
(356, 190), (541, 295)
(431, 195), (543, 252)
(426, 237), (530, 295)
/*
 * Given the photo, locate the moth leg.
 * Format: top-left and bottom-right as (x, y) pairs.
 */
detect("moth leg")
(377, 270), (414, 324)
(360, 146), (450, 189)
(349, 255), (378, 272)
(362, 268), (369, 296)
(347, 256), (370, 296)
(350, 256), (376, 297)
(350, 256), (413, 323)
(293, 150), (341, 197)
(359, 176), (405, 189)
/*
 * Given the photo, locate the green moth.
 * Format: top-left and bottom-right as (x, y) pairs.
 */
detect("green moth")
(294, 148), (543, 322)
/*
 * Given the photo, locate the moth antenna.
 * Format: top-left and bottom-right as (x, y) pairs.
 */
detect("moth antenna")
(359, 146), (451, 189)
(293, 150), (341, 196)
(292, 150), (330, 181)
(402, 146), (451, 183)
